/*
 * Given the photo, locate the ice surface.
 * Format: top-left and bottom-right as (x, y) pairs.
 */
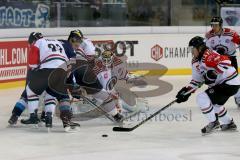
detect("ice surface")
(0, 76), (240, 160)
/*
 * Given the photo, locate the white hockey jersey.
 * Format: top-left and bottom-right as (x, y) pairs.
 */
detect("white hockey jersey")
(79, 38), (95, 56)
(205, 28), (240, 56)
(93, 56), (128, 91)
(188, 49), (240, 90)
(29, 38), (68, 69)
(74, 38), (96, 62)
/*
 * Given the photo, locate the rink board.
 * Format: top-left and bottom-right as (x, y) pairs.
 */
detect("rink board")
(1, 26), (240, 88)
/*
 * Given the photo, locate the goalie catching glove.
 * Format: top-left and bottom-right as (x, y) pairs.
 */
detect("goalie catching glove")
(176, 86), (193, 103)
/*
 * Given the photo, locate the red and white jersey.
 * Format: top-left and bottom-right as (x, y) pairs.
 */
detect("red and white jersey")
(93, 56), (128, 91)
(29, 38), (68, 69)
(75, 38), (95, 61)
(188, 49), (240, 90)
(205, 28), (240, 56)
(79, 38), (95, 56)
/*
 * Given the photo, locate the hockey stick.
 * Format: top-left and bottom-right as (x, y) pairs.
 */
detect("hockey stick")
(112, 88), (196, 132)
(80, 95), (117, 123)
(112, 99), (177, 132)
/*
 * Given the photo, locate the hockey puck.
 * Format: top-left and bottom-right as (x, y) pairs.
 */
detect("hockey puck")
(102, 134), (108, 137)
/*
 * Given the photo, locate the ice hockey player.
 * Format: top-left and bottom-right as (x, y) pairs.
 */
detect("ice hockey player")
(67, 30), (125, 122)
(176, 36), (240, 135)
(205, 16), (240, 107)
(93, 50), (145, 114)
(9, 32), (80, 131)
(8, 32), (45, 126)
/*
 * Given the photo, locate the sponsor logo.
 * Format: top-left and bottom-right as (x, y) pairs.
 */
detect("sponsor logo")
(0, 41), (29, 82)
(151, 44), (191, 61)
(151, 44), (163, 61)
(93, 40), (138, 57)
(0, 3), (50, 28)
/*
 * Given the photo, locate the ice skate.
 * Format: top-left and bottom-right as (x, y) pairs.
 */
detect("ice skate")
(45, 112), (53, 128)
(40, 111), (46, 122)
(60, 110), (80, 132)
(220, 119), (237, 132)
(21, 110), (39, 127)
(8, 114), (19, 126)
(201, 119), (220, 135)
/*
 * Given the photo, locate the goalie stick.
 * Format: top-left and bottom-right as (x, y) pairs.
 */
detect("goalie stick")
(112, 88), (197, 132)
(80, 95), (117, 123)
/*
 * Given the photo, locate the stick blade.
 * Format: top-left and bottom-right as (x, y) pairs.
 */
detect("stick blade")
(112, 127), (133, 132)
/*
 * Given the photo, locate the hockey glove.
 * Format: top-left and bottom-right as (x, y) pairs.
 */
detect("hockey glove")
(203, 70), (217, 85)
(69, 84), (87, 99)
(176, 87), (192, 103)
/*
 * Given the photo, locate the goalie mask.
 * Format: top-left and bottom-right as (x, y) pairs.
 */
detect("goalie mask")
(101, 50), (114, 67)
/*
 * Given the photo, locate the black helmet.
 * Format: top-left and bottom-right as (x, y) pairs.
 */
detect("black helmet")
(210, 16), (223, 26)
(189, 36), (205, 48)
(68, 29), (83, 42)
(28, 32), (43, 44)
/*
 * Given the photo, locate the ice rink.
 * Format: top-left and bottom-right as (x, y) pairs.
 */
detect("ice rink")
(1, 76), (240, 160)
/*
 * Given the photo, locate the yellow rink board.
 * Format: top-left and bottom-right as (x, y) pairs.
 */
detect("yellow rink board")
(0, 81), (26, 90)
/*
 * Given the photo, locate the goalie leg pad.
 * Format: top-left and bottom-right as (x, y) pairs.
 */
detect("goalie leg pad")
(93, 89), (118, 116)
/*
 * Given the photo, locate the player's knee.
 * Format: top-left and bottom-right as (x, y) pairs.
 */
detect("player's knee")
(26, 85), (36, 96)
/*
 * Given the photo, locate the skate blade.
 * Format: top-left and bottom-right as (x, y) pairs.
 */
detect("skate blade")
(201, 128), (220, 136)
(64, 126), (80, 133)
(201, 128), (238, 136)
(38, 121), (45, 127)
(221, 128), (238, 133)
(26, 124), (39, 129)
(7, 123), (18, 128)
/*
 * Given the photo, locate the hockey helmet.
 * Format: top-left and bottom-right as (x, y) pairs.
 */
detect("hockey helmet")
(68, 29), (83, 43)
(189, 36), (205, 48)
(210, 16), (223, 26)
(28, 32), (43, 44)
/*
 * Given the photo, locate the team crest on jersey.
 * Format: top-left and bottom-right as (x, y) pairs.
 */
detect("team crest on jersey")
(107, 76), (117, 90)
